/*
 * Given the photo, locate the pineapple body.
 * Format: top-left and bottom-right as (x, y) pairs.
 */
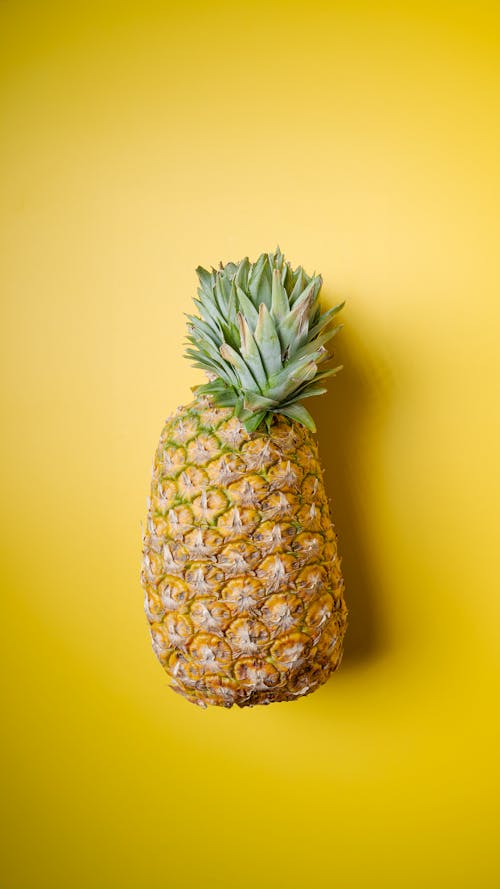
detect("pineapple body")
(142, 395), (347, 708)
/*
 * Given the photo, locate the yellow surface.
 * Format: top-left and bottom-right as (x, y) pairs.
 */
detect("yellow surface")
(1, 2), (499, 887)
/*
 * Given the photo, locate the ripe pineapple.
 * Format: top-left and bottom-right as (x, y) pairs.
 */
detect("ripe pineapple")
(141, 248), (348, 708)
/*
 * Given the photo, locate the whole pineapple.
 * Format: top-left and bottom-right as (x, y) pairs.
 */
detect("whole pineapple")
(141, 248), (348, 708)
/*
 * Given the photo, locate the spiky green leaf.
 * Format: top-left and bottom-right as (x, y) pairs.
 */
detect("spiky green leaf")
(235, 257), (250, 290)
(242, 391), (277, 411)
(254, 304), (282, 376)
(277, 403), (316, 432)
(248, 253), (272, 308)
(281, 386), (327, 404)
(271, 268), (289, 319)
(219, 343), (260, 392)
(235, 285), (259, 330)
(212, 389), (239, 408)
(243, 410), (267, 433)
(237, 314), (267, 389)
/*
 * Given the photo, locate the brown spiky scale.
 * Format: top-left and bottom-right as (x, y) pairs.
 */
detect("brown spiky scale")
(141, 395), (348, 708)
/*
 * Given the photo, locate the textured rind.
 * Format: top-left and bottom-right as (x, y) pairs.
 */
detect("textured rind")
(141, 396), (348, 708)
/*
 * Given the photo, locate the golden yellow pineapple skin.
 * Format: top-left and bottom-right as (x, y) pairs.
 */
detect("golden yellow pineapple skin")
(141, 396), (347, 708)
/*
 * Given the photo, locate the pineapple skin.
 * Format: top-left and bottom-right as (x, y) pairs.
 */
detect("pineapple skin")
(141, 395), (348, 708)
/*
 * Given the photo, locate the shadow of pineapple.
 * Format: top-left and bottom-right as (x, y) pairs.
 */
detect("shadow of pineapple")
(312, 312), (393, 671)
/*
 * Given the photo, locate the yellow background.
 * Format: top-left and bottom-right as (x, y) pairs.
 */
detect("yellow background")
(1, 2), (499, 887)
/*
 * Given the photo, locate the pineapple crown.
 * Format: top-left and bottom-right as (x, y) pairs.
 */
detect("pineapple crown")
(185, 247), (344, 433)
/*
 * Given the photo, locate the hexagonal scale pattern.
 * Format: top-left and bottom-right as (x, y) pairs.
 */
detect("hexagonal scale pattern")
(141, 396), (347, 708)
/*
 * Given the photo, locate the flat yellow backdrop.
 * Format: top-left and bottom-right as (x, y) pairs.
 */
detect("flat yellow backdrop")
(1, 2), (499, 887)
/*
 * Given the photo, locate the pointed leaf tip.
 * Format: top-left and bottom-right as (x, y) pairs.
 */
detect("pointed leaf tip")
(277, 403), (316, 432)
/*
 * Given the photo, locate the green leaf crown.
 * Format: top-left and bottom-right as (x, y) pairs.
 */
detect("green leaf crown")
(185, 247), (344, 433)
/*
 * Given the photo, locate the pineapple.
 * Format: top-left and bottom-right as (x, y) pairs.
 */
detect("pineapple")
(141, 248), (348, 708)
